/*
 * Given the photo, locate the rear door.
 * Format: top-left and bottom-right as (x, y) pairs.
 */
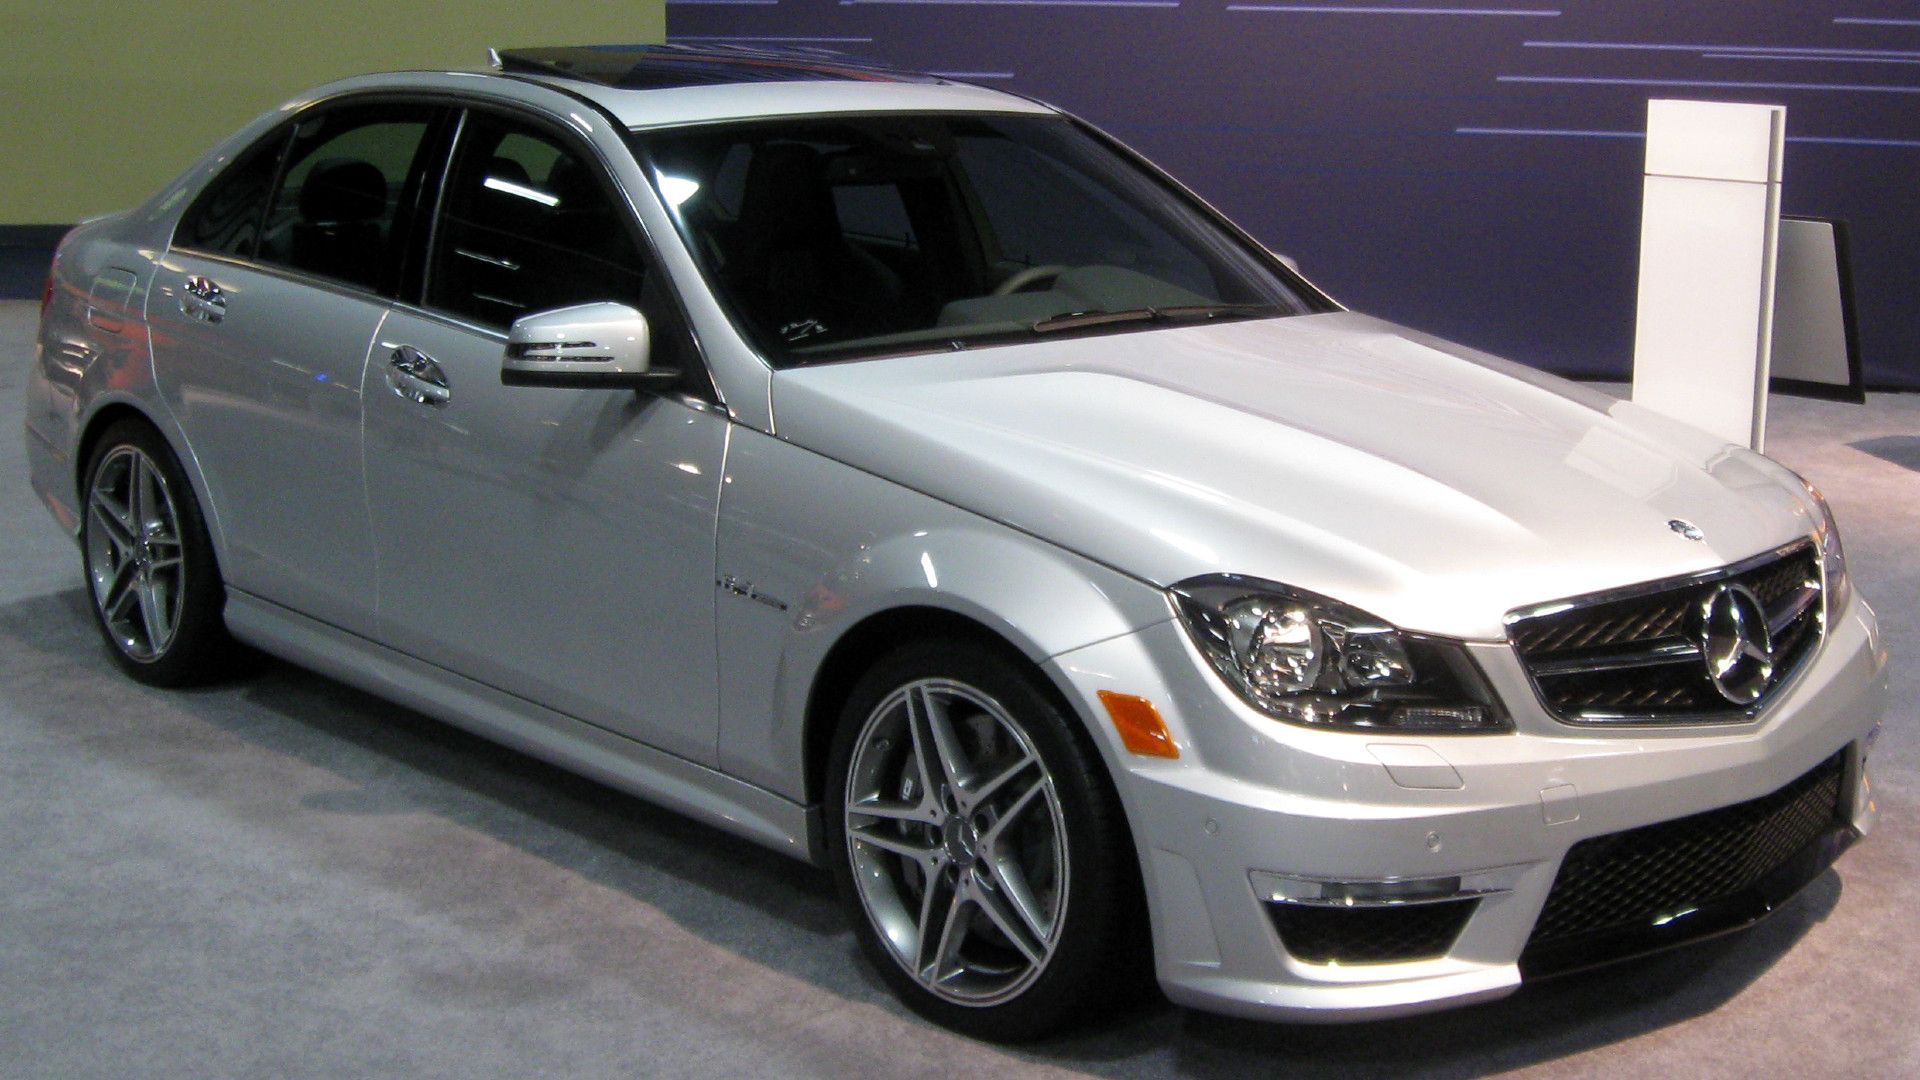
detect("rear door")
(150, 100), (450, 635)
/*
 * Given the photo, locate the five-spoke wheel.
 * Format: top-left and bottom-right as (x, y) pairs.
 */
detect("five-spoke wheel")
(85, 444), (187, 661)
(80, 420), (239, 685)
(827, 639), (1143, 1040)
(843, 677), (1068, 1006)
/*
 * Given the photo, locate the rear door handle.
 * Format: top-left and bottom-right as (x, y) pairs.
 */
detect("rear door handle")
(181, 275), (226, 323)
(386, 345), (451, 406)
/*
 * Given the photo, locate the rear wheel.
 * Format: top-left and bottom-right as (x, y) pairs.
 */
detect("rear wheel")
(80, 420), (240, 686)
(826, 638), (1142, 1040)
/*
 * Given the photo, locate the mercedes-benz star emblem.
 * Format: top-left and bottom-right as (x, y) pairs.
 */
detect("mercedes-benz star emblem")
(1698, 584), (1774, 705)
(1668, 518), (1705, 542)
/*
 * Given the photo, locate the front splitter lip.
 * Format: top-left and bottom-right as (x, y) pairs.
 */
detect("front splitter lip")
(1159, 963), (1523, 1025)
(1516, 821), (1860, 981)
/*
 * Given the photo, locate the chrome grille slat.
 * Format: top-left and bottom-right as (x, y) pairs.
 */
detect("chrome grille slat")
(1507, 541), (1823, 724)
(1510, 600), (1691, 656)
(1527, 638), (1700, 678)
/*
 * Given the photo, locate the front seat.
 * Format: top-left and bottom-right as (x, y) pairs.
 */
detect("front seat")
(729, 143), (901, 344)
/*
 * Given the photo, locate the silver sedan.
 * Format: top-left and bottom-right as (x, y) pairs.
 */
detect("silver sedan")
(25, 45), (1887, 1040)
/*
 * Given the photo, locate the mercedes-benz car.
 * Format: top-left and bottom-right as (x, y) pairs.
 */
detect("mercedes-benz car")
(25, 45), (1887, 1040)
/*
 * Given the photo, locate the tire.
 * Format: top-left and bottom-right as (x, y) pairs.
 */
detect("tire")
(79, 419), (240, 686)
(825, 638), (1144, 1041)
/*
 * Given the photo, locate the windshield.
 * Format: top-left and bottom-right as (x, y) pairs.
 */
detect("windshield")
(630, 114), (1312, 366)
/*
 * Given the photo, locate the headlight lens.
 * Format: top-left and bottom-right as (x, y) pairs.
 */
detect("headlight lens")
(1170, 576), (1510, 733)
(1799, 475), (1851, 618)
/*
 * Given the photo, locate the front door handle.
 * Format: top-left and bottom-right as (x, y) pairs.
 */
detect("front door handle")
(386, 345), (451, 406)
(181, 275), (226, 323)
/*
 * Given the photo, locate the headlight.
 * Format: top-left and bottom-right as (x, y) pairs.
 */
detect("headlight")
(1798, 475), (1852, 618)
(1170, 576), (1510, 733)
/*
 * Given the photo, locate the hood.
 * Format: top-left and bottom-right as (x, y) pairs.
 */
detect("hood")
(771, 312), (1815, 640)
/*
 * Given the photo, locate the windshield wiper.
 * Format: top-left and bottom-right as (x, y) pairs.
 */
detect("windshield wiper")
(1029, 303), (1281, 335)
(1030, 308), (1158, 334)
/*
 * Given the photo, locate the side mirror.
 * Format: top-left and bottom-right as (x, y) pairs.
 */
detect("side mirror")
(501, 302), (679, 390)
(1270, 251), (1302, 275)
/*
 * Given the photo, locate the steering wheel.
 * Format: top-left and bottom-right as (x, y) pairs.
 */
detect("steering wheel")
(990, 264), (1072, 297)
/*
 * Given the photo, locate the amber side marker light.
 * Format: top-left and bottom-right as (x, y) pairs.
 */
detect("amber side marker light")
(1098, 691), (1180, 759)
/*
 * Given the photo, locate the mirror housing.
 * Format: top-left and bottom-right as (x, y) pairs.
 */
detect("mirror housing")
(501, 302), (678, 389)
(1270, 251), (1302, 275)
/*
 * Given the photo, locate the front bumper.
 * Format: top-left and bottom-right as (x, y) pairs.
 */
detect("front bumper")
(1048, 591), (1887, 1023)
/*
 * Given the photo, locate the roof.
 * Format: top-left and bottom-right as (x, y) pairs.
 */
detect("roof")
(492, 44), (1054, 130)
(498, 44), (947, 90)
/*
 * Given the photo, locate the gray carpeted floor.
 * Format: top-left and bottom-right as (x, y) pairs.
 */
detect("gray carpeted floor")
(2, 297), (1915, 1078)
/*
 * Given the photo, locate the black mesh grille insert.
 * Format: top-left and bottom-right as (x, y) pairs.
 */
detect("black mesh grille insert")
(1523, 753), (1844, 959)
(1507, 543), (1822, 722)
(1266, 898), (1478, 965)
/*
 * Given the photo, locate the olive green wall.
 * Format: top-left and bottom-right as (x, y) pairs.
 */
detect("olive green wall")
(0, 3), (666, 224)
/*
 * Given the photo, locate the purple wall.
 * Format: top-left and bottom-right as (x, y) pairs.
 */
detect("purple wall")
(667, 1), (1920, 388)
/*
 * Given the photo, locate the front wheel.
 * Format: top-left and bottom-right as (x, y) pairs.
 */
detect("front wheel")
(80, 419), (241, 686)
(826, 639), (1143, 1040)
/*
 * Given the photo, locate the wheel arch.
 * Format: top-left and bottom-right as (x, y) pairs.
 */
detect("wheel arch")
(803, 605), (1044, 807)
(73, 402), (155, 503)
(797, 598), (1149, 853)
(73, 397), (228, 563)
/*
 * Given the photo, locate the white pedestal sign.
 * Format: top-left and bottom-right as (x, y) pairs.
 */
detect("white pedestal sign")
(1630, 99), (1786, 451)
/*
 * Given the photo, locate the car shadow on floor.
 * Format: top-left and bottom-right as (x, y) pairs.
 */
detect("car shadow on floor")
(1850, 435), (1920, 472)
(0, 587), (1840, 1076)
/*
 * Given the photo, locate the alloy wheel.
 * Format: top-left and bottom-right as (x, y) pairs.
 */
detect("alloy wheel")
(842, 677), (1069, 1007)
(86, 445), (187, 662)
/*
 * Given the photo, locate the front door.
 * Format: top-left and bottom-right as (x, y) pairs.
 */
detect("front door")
(360, 108), (727, 763)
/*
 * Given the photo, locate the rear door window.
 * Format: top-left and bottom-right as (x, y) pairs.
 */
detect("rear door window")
(254, 102), (444, 295)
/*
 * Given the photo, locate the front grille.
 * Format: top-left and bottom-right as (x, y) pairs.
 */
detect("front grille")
(1507, 542), (1822, 723)
(1266, 898), (1478, 965)
(1522, 752), (1844, 964)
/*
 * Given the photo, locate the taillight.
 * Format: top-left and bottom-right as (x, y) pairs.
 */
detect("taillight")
(41, 228), (72, 316)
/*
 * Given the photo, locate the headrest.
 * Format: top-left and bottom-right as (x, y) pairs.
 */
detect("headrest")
(544, 158), (599, 210)
(299, 159), (387, 224)
(737, 143), (841, 245)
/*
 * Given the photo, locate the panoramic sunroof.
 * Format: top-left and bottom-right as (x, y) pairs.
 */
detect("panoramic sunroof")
(496, 44), (945, 91)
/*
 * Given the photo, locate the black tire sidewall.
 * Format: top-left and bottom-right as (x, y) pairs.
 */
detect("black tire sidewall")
(80, 419), (234, 686)
(824, 637), (1141, 1042)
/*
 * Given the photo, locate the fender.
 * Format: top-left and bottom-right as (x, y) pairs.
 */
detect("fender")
(39, 217), (232, 566)
(713, 424), (1171, 801)
(67, 332), (232, 569)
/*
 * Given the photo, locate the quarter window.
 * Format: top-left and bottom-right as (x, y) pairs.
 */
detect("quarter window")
(176, 130), (288, 258)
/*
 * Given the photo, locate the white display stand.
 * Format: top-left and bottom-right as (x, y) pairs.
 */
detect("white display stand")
(1630, 99), (1786, 451)
(1771, 216), (1864, 402)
